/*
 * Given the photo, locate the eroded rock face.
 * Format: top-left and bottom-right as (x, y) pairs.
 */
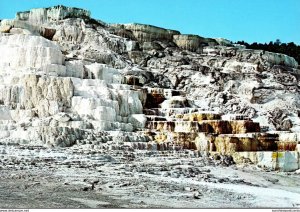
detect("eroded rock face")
(0, 5), (300, 157)
(16, 5), (91, 24)
(111, 23), (180, 43)
(0, 33), (146, 145)
(0, 19), (56, 39)
(0, 34), (64, 68)
(173, 34), (218, 52)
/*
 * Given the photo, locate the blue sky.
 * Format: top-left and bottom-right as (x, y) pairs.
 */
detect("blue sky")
(0, 0), (299, 44)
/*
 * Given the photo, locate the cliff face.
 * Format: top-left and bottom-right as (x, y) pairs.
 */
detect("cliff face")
(16, 5), (91, 24)
(0, 5), (299, 159)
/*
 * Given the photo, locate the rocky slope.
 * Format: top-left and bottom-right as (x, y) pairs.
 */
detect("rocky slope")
(0, 5), (299, 169)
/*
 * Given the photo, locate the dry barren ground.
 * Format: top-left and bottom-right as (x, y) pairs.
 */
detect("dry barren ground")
(0, 143), (300, 209)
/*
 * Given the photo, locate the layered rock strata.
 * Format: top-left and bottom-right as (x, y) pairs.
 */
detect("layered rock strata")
(0, 6), (300, 171)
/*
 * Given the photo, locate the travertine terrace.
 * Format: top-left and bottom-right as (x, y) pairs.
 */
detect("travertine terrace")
(0, 5), (300, 208)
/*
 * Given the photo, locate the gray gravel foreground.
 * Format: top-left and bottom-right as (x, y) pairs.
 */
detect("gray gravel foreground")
(1, 144), (300, 209)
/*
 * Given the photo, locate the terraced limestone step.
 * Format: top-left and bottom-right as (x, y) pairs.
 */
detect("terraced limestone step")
(233, 151), (300, 172)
